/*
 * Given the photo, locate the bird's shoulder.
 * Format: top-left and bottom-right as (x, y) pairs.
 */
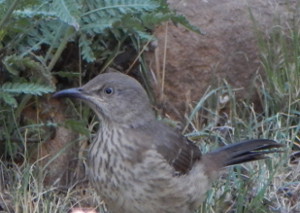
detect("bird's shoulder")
(127, 120), (202, 175)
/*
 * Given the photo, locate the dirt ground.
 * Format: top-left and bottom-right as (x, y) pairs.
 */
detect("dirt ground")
(147, 0), (294, 120)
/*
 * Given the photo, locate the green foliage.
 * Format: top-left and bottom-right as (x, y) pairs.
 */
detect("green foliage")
(52, 0), (80, 30)
(1, 54), (55, 108)
(251, 5), (300, 115)
(3, 55), (53, 86)
(0, 0), (200, 161)
(1, 0), (200, 66)
(64, 119), (90, 136)
(0, 82), (54, 106)
(187, 84), (291, 213)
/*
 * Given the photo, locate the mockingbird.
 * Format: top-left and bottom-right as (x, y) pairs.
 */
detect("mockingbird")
(53, 72), (282, 213)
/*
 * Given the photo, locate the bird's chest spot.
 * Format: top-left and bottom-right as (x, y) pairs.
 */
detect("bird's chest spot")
(88, 139), (136, 198)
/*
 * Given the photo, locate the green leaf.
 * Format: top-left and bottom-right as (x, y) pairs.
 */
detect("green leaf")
(0, 93), (17, 107)
(52, 71), (81, 78)
(13, 9), (56, 19)
(51, 0), (80, 30)
(1, 82), (54, 96)
(170, 14), (203, 34)
(64, 119), (89, 136)
(2, 55), (20, 75)
(3, 55), (54, 88)
(79, 34), (96, 62)
(81, 0), (160, 18)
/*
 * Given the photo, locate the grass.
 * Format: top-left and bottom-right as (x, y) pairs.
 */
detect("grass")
(182, 82), (294, 213)
(1, 4), (300, 213)
(0, 156), (103, 213)
(198, 114), (292, 213)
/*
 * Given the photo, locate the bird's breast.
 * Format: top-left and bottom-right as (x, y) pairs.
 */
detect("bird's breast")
(88, 128), (138, 198)
(86, 127), (211, 213)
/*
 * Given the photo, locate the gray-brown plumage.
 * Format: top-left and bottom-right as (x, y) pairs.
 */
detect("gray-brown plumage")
(53, 72), (282, 213)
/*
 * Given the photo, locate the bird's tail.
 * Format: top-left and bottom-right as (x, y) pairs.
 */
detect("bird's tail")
(205, 139), (283, 168)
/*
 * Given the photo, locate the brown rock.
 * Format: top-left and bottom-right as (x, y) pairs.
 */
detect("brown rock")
(147, 0), (295, 120)
(26, 98), (85, 187)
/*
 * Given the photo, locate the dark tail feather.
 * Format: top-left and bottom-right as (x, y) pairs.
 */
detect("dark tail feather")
(208, 139), (283, 167)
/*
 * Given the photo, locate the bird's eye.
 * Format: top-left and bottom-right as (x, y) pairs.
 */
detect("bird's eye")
(104, 87), (114, 95)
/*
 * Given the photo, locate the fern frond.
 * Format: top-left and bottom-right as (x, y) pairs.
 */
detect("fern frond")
(3, 0), (200, 65)
(3, 55), (55, 88)
(3, 55), (42, 74)
(82, 0), (159, 17)
(79, 34), (96, 62)
(1, 82), (54, 96)
(81, 17), (119, 34)
(0, 93), (17, 107)
(81, 0), (160, 35)
(142, 12), (202, 34)
(51, 0), (80, 30)
(14, 9), (56, 19)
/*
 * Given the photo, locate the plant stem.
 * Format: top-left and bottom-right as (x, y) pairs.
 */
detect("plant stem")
(0, 0), (21, 30)
(46, 26), (75, 73)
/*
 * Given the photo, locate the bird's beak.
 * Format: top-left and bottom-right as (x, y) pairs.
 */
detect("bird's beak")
(53, 88), (85, 99)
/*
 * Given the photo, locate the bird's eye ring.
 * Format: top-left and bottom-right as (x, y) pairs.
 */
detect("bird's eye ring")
(104, 87), (114, 95)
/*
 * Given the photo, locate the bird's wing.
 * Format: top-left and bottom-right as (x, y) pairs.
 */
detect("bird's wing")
(133, 121), (202, 175)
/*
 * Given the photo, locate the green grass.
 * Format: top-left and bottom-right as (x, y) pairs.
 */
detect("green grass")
(0, 160), (104, 213)
(183, 83), (293, 213)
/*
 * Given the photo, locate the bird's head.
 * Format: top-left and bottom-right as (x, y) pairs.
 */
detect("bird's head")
(53, 72), (155, 127)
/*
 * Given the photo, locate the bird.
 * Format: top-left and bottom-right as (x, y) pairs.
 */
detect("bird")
(53, 72), (282, 213)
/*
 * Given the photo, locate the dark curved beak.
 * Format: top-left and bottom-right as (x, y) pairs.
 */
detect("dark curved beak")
(53, 88), (85, 99)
